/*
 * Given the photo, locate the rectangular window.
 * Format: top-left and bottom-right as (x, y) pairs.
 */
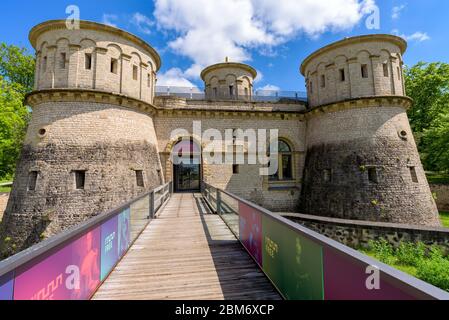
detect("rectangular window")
(85, 53), (92, 70)
(42, 56), (47, 72)
(361, 64), (369, 78)
(229, 85), (234, 96)
(233, 165), (239, 174)
(133, 65), (138, 80)
(60, 53), (66, 69)
(410, 167), (418, 183)
(147, 74), (151, 88)
(339, 69), (345, 82)
(323, 169), (332, 182)
(110, 58), (118, 74)
(368, 167), (378, 184)
(320, 75), (325, 88)
(135, 170), (144, 187)
(28, 171), (38, 191)
(383, 63), (389, 77)
(74, 171), (86, 190)
(282, 155), (293, 180)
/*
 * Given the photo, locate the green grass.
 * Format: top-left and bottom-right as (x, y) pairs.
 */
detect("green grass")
(440, 211), (449, 228)
(427, 173), (449, 185)
(360, 240), (449, 292)
(0, 179), (12, 193)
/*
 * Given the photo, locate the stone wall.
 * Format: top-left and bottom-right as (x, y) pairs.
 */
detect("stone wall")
(431, 184), (449, 211)
(301, 98), (440, 226)
(283, 213), (449, 252)
(154, 110), (306, 212)
(0, 97), (163, 258)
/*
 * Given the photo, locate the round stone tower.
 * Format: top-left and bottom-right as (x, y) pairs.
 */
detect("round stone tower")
(0, 20), (164, 256)
(300, 34), (440, 226)
(201, 59), (257, 101)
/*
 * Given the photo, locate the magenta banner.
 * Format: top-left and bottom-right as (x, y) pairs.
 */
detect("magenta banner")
(13, 228), (101, 300)
(239, 202), (262, 266)
(0, 271), (14, 300)
(323, 248), (414, 300)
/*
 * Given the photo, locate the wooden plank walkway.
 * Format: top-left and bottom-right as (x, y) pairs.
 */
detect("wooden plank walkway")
(93, 193), (281, 300)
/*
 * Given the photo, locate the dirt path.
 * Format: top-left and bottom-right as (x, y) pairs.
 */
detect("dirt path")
(0, 193), (8, 222)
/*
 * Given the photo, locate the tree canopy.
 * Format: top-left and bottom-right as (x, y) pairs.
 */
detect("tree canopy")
(405, 62), (449, 172)
(0, 43), (34, 180)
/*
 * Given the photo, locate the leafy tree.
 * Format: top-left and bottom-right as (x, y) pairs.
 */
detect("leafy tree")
(405, 62), (449, 172)
(0, 43), (35, 94)
(0, 43), (34, 180)
(0, 79), (29, 179)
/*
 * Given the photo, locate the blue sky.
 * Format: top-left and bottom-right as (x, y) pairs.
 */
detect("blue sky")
(0, 0), (447, 92)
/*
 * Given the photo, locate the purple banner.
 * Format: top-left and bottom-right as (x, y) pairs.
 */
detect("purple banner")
(14, 228), (101, 300)
(101, 215), (119, 281)
(118, 208), (131, 258)
(323, 248), (415, 300)
(239, 202), (262, 266)
(0, 271), (14, 300)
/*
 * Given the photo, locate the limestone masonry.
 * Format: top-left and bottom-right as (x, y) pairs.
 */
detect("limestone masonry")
(0, 20), (441, 255)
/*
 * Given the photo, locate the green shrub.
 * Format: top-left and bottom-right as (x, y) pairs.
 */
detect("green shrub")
(396, 242), (426, 267)
(368, 239), (395, 265)
(417, 256), (449, 292)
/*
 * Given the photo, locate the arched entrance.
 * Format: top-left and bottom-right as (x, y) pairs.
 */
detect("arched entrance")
(172, 139), (202, 192)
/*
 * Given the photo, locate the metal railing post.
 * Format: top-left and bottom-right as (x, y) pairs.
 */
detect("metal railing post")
(217, 190), (222, 215)
(149, 191), (155, 219)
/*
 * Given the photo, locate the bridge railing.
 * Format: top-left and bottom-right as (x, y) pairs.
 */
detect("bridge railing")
(0, 182), (173, 300)
(155, 86), (307, 103)
(201, 182), (449, 300)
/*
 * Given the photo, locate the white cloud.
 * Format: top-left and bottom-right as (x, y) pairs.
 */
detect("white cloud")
(392, 29), (430, 42)
(156, 68), (198, 87)
(392, 4), (406, 19)
(102, 14), (119, 27)
(154, 0), (376, 78)
(257, 84), (280, 91)
(131, 12), (154, 35)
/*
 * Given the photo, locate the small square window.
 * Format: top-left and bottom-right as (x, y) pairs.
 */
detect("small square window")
(85, 53), (92, 70)
(60, 53), (67, 69)
(368, 167), (378, 184)
(383, 63), (389, 77)
(361, 64), (369, 78)
(133, 65), (138, 80)
(339, 69), (345, 82)
(135, 170), (145, 187)
(233, 165), (239, 174)
(410, 167), (418, 183)
(74, 171), (86, 190)
(28, 171), (38, 191)
(110, 58), (118, 74)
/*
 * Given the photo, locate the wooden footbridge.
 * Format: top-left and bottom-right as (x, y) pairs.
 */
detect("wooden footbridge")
(1, 183), (448, 300)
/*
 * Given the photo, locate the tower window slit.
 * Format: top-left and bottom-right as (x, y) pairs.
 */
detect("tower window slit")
(361, 64), (369, 78)
(110, 58), (118, 74)
(383, 63), (389, 77)
(85, 53), (92, 70)
(74, 171), (86, 190)
(339, 69), (345, 82)
(410, 167), (418, 183)
(135, 170), (145, 187)
(28, 171), (38, 191)
(368, 167), (378, 184)
(60, 53), (66, 69)
(133, 65), (138, 80)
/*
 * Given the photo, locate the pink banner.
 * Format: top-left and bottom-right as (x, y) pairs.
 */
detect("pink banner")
(14, 228), (101, 300)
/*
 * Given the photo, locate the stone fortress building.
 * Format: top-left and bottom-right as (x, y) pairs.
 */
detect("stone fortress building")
(0, 20), (441, 254)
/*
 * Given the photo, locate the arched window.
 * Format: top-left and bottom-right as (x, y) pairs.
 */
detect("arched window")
(269, 140), (294, 181)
